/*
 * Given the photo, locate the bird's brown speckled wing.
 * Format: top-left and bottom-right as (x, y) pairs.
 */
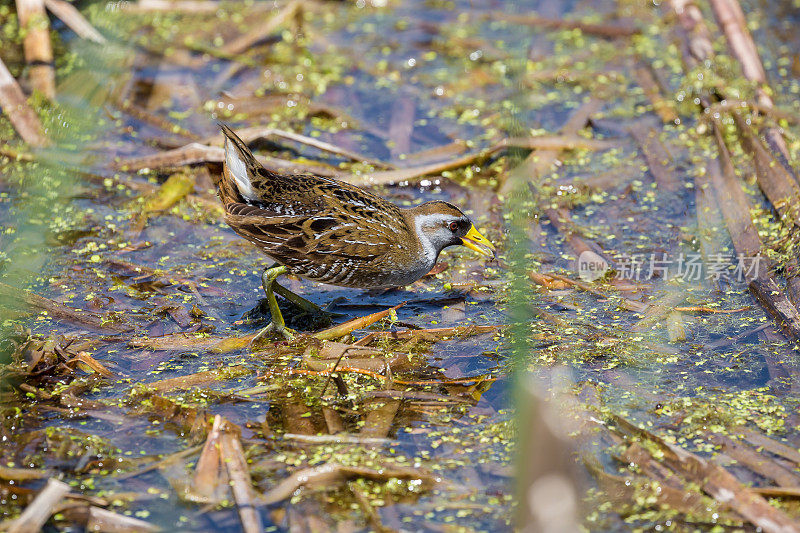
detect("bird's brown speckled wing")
(225, 176), (403, 255)
(224, 192), (406, 285)
(216, 124), (416, 286)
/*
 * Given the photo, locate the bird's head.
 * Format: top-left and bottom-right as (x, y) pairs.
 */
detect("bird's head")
(409, 201), (496, 261)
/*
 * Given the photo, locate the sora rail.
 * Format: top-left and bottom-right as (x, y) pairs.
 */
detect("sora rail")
(214, 124), (496, 341)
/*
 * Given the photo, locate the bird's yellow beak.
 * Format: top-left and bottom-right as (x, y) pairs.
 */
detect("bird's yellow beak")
(461, 225), (496, 259)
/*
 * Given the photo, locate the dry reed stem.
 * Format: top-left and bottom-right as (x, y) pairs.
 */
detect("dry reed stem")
(708, 0), (796, 181)
(44, 0), (105, 43)
(0, 57), (47, 146)
(609, 414), (800, 533)
(16, 0), (56, 99)
(219, 421), (263, 533)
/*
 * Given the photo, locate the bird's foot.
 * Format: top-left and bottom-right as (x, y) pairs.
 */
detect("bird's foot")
(249, 322), (295, 348)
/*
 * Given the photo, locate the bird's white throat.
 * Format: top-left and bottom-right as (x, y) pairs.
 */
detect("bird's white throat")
(414, 213), (454, 265)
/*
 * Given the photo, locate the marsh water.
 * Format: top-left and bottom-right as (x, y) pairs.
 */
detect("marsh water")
(2, 0), (800, 531)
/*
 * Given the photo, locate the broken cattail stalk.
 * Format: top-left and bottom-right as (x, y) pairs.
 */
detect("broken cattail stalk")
(15, 0), (56, 99)
(190, 415), (224, 501)
(8, 478), (71, 533)
(708, 120), (800, 338)
(202, 126), (391, 168)
(219, 421), (263, 533)
(312, 302), (405, 341)
(730, 112), (800, 306)
(115, 143), (338, 177)
(44, 0), (106, 43)
(0, 57), (47, 146)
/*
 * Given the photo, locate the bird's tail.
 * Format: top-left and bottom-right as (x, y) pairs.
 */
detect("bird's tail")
(215, 123), (262, 204)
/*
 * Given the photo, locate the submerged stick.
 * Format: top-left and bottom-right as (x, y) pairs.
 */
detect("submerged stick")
(85, 506), (160, 532)
(633, 64), (679, 124)
(221, 0), (300, 55)
(280, 433), (392, 445)
(543, 206), (612, 265)
(8, 478), (70, 533)
(532, 271), (749, 317)
(116, 445), (204, 481)
(143, 366), (252, 392)
(738, 429), (800, 466)
(499, 98), (603, 193)
(706, 433), (800, 488)
(0, 467), (50, 481)
(260, 463), (436, 505)
(0, 282), (131, 334)
(628, 123), (680, 191)
(530, 271), (646, 313)
(15, 0), (56, 99)
(121, 0), (222, 13)
(665, 0), (714, 68)
(353, 324), (502, 345)
(488, 13), (639, 38)
(130, 332), (257, 354)
(0, 57), (47, 146)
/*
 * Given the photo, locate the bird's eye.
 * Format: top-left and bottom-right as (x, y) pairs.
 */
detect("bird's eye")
(448, 221), (459, 232)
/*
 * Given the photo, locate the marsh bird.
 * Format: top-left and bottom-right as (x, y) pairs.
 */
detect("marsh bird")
(213, 124), (496, 341)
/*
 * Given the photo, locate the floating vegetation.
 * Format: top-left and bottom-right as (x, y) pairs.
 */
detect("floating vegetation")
(2, 0), (800, 531)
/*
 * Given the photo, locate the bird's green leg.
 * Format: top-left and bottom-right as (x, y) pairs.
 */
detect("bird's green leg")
(251, 265), (294, 344)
